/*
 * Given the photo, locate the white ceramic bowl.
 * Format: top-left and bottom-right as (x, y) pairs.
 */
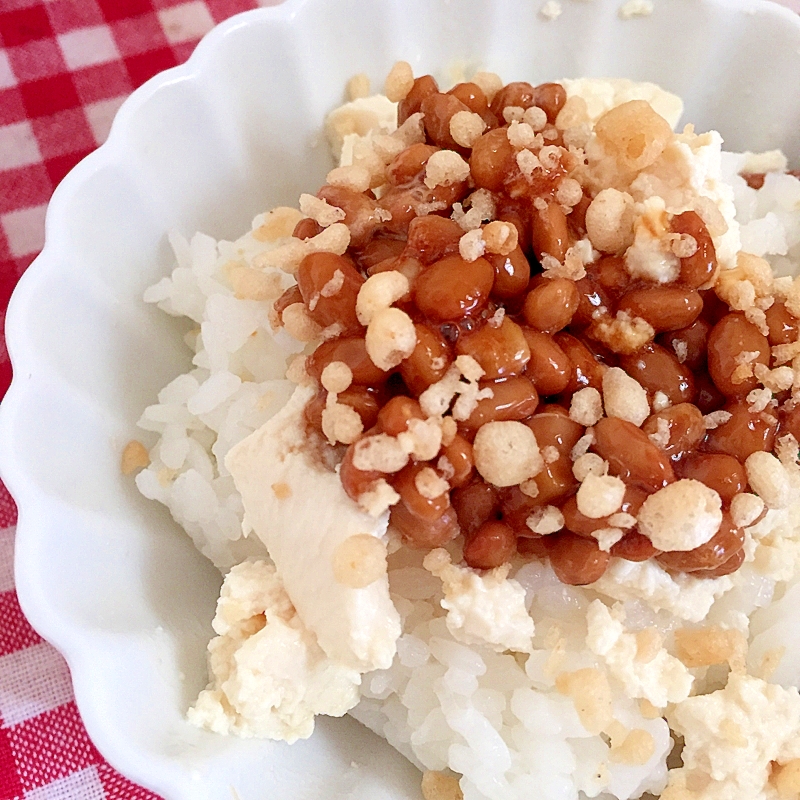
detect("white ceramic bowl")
(2, 1), (800, 798)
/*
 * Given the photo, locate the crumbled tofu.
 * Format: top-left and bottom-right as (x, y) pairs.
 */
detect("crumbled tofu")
(225, 386), (401, 671)
(590, 311), (655, 355)
(424, 549), (534, 653)
(637, 479), (723, 551)
(188, 561), (361, 742)
(594, 527), (625, 552)
(414, 466), (449, 500)
(459, 228), (487, 262)
(483, 220), (518, 255)
(666, 675), (800, 800)
(325, 94), (397, 161)
(586, 601), (693, 707)
(592, 559), (734, 623)
(282, 303), (323, 342)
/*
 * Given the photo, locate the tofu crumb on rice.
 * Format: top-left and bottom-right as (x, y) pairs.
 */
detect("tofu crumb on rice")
(130, 72), (800, 800)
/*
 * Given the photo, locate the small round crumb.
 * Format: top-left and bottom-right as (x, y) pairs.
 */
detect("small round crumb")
(332, 534), (388, 588)
(523, 105), (548, 132)
(585, 188), (636, 254)
(320, 361), (353, 394)
(576, 473), (626, 519)
(569, 387), (604, 427)
(459, 228), (486, 262)
(298, 193), (346, 228)
(424, 150), (471, 189)
(482, 220), (518, 256)
(282, 303), (322, 342)
(572, 453), (608, 482)
(502, 106), (525, 123)
(356, 270), (410, 325)
(325, 164), (372, 193)
(421, 770), (463, 800)
(321, 401), (363, 445)
(602, 367), (650, 427)
(385, 60), (414, 102)
(745, 451), (791, 509)
(352, 433), (409, 473)
(555, 177), (583, 209)
(473, 421), (544, 487)
(729, 492), (765, 528)
(450, 110), (486, 148)
(346, 72), (371, 101)
(365, 307), (417, 370)
(526, 505), (564, 535)
(470, 71), (503, 102)
(414, 466), (449, 500)
(637, 479), (723, 551)
(121, 440), (149, 475)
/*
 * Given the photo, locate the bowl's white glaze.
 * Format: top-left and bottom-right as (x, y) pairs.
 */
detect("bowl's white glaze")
(1, 1), (799, 798)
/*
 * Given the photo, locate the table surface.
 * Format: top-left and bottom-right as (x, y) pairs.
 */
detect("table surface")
(1, 0), (799, 798)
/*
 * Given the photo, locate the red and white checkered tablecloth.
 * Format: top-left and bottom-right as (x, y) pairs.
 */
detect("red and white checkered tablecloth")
(1, 0), (800, 798)
(0, 1), (281, 796)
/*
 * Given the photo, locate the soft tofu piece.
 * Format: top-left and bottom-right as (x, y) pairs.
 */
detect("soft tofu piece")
(666, 674), (800, 799)
(225, 385), (401, 672)
(188, 560), (361, 742)
(561, 77), (684, 129)
(592, 559), (734, 623)
(424, 549), (534, 653)
(585, 600), (693, 707)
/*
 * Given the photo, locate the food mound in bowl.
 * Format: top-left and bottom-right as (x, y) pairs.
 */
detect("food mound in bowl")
(129, 64), (800, 800)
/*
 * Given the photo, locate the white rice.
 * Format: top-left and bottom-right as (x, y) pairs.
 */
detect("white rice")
(135, 153), (800, 798)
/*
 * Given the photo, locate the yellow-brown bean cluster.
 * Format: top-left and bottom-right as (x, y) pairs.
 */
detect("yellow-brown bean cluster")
(275, 75), (800, 586)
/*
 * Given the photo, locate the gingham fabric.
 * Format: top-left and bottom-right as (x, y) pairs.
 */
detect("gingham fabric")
(2, 0), (800, 798)
(0, 1), (269, 796)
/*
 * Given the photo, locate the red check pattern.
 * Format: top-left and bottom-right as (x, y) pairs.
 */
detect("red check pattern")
(0, 1), (274, 796)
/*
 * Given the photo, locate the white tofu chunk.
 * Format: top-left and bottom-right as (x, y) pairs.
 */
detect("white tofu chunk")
(225, 385), (401, 672)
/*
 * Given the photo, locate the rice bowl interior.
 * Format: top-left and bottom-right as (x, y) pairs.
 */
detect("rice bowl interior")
(1, 2), (800, 800)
